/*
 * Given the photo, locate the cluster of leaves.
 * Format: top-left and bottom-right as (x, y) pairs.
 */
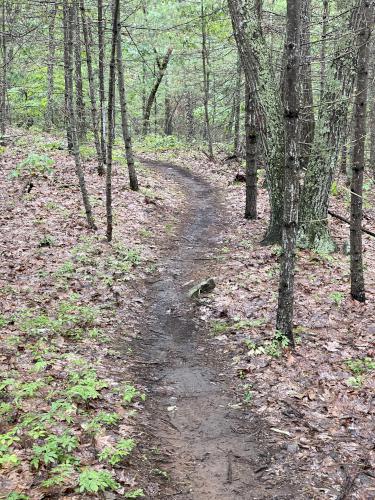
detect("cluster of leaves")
(11, 153), (54, 178)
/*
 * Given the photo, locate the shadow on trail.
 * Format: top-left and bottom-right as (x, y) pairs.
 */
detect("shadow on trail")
(133, 159), (299, 499)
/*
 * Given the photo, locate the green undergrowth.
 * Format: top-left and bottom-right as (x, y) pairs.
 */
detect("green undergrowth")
(0, 233), (148, 496)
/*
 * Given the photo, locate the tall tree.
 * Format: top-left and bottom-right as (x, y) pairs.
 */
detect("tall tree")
(233, 56), (242, 155)
(201, 0), (214, 159)
(244, 84), (257, 220)
(116, 27), (139, 191)
(45, 1), (57, 132)
(80, 0), (104, 175)
(350, 0), (372, 302)
(74, 1), (86, 141)
(227, 0), (285, 244)
(63, 0), (95, 230)
(298, 1), (363, 251)
(106, 0), (121, 242)
(276, 0), (302, 345)
(98, 0), (107, 164)
(143, 48), (173, 135)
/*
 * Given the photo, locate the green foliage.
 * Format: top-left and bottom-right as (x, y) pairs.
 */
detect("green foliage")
(134, 134), (187, 153)
(67, 370), (108, 402)
(345, 357), (375, 387)
(41, 463), (75, 488)
(244, 331), (290, 358)
(11, 153), (54, 178)
(125, 489), (145, 498)
(99, 438), (136, 466)
(77, 469), (119, 493)
(122, 383), (145, 405)
(31, 432), (78, 468)
(329, 291), (344, 306)
(0, 430), (21, 468)
(211, 318), (265, 336)
(0, 313), (9, 328)
(6, 494), (29, 500)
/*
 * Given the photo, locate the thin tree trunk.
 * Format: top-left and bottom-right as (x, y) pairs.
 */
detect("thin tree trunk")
(245, 84), (257, 220)
(186, 91), (194, 140)
(0, 0), (7, 138)
(300, 0), (314, 171)
(143, 48), (173, 135)
(116, 28), (139, 191)
(74, 1), (86, 141)
(233, 56), (241, 155)
(276, 0), (302, 346)
(63, 0), (95, 230)
(368, 39), (375, 176)
(227, 0), (285, 244)
(350, 0), (372, 302)
(98, 0), (106, 164)
(201, 0), (213, 158)
(320, 0), (329, 103)
(45, 1), (57, 132)
(106, 0), (120, 242)
(80, 0), (104, 175)
(63, 1), (74, 153)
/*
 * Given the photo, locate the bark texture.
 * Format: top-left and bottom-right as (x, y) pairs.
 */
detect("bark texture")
(350, 0), (372, 302)
(227, 0), (284, 244)
(244, 84), (257, 220)
(116, 29), (139, 191)
(63, 0), (95, 230)
(276, 0), (302, 345)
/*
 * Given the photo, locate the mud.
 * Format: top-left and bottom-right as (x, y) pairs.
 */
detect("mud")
(134, 160), (300, 499)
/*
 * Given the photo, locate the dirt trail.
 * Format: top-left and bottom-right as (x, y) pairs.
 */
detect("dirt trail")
(135, 160), (299, 499)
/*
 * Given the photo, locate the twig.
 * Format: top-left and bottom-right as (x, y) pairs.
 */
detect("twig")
(328, 210), (375, 238)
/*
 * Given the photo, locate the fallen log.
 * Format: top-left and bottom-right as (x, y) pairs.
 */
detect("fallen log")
(328, 210), (375, 238)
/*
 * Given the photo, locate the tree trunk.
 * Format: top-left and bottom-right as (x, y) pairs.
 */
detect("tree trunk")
(63, 0), (95, 230)
(0, 0), (7, 138)
(80, 0), (104, 175)
(299, 0), (314, 172)
(350, 0), (372, 302)
(245, 84), (257, 220)
(45, 1), (57, 132)
(74, 1), (86, 141)
(320, 0), (329, 104)
(98, 0), (107, 164)
(106, 0), (120, 242)
(201, 0), (214, 159)
(63, 1), (74, 153)
(186, 91), (194, 140)
(143, 48), (173, 135)
(276, 0), (302, 346)
(299, 1), (363, 252)
(227, 0), (285, 244)
(164, 75), (173, 135)
(233, 55), (241, 155)
(116, 28), (139, 191)
(367, 39), (375, 176)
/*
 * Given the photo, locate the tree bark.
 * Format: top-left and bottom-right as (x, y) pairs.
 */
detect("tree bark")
(74, 1), (86, 141)
(276, 0), (302, 346)
(299, 1), (363, 252)
(227, 0), (285, 244)
(116, 27), (139, 191)
(233, 56), (241, 155)
(299, 0), (314, 172)
(45, 1), (57, 132)
(143, 48), (173, 135)
(320, 0), (329, 103)
(106, 0), (120, 242)
(201, 0), (214, 159)
(63, 0), (95, 230)
(98, 0), (106, 164)
(350, 0), (372, 302)
(80, 0), (104, 175)
(245, 84), (257, 220)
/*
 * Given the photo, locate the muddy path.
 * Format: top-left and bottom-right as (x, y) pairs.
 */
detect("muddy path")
(133, 159), (300, 499)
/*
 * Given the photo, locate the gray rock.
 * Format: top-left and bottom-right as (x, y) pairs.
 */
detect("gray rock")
(188, 278), (216, 298)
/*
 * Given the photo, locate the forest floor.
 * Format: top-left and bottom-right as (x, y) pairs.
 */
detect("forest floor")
(0, 131), (374, 499)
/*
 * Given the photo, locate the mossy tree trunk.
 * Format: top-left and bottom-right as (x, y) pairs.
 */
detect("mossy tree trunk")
(227, 0), (284, 244)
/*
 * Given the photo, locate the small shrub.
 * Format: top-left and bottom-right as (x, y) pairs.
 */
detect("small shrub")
(12, 153), (54, 178)
(77, 469), (119, 493)
(99, 438), (136, 466)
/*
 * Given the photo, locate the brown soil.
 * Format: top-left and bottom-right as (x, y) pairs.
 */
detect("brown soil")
(132, 159), (301, 499)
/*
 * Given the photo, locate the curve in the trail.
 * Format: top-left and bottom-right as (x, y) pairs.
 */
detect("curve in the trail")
(135, 159), (299, 500)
